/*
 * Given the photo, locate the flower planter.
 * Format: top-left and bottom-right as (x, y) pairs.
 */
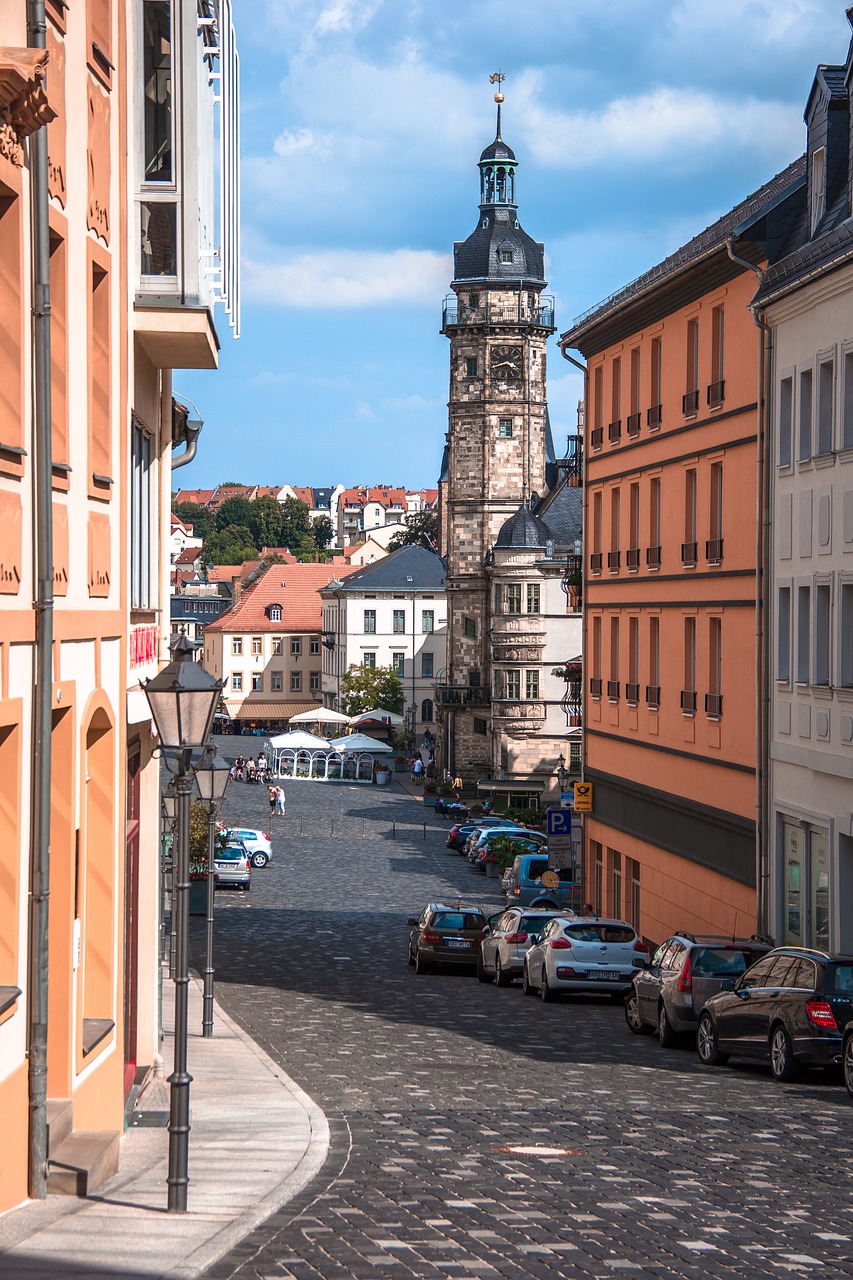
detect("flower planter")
(375, 770), (391, 786)
(485, 862), (498, 878)
(422, 793), (438, 806)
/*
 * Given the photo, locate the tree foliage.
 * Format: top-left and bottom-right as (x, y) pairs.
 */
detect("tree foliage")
(202, 525), (258, 565)
(387, 509), (439, 552)
(214, 495), (255, 531)
(173, 501), (215, 541)
(312, 514), (335, 549)
(340, 665), (404, 716)
(188, 800), (229, 872)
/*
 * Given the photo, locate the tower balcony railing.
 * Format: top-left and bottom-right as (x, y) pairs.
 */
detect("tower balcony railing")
(434, 683), (490, 708)
(442, 295), (555, 331)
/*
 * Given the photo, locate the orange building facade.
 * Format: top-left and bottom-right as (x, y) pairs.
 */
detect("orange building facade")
(559, 167), (804, 944)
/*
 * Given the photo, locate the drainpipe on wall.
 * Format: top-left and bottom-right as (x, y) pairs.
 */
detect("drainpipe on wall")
(26, 0), (54, 1201)
(726, 239), (772, 939)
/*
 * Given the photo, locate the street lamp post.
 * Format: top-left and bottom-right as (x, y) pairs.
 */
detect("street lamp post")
(142, 635), (223, 1215)
(193, 746), (231, 1039)
(556, 753), (570, 797)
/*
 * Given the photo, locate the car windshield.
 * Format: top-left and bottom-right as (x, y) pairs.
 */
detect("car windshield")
(218, 849), (245, 862)
(431, 913), (484, 930)
(566, 924), (634, 943)
(692, 948), (749, 977)
(521, 915), (558, 932)
(824, 964), (853, 995)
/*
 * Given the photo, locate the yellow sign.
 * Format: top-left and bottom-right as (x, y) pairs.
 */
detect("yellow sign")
(541, 870), (559, 890)
(573, 781), (593, 813)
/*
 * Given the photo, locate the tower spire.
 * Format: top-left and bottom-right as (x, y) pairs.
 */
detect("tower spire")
(489, 70), (505, 140)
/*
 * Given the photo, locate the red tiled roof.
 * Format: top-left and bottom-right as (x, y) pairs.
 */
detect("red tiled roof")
(255, 486), (281, 500)
(339, 486), (407, 509)
(175, 546), (204, 565)
(290, 487), (314, 506)
(204, 562), (358, 634)
(208, 485), (254, 508)
(174, 489), (215, 506)
(419, 489), (438, 506)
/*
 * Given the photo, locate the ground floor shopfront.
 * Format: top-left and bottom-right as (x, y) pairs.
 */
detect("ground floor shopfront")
(771, 760), (853, 955)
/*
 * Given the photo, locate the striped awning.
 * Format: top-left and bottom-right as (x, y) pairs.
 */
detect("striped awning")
(229, 701), (313, 721)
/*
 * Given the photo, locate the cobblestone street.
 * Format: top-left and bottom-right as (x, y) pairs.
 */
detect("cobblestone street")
(194, 742), (853, 1280)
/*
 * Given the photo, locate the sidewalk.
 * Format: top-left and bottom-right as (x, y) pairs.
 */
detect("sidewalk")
(0, 972), (330, 1280)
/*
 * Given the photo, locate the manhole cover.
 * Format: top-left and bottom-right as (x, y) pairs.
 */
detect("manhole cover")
(493, 1144), (583, 1157)
(129, 1111), (170, 1128)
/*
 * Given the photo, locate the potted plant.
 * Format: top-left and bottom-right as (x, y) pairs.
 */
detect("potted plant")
(188, 800), (227, 915)
(423, 779), (439, 806)
(374, 763), (391, 785)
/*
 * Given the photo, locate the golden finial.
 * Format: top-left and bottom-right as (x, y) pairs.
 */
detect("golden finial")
(489, 70), (505, 104)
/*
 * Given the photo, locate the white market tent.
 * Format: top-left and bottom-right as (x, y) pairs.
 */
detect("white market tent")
(265, 728), (376, 782)
(329, 733), (394, 754)
(287, 706), (351, 726)
(349, 707), (405, 727)
(268, 731), (331, 749)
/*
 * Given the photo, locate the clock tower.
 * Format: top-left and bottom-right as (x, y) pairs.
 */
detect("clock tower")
(437, 90), (556, 779)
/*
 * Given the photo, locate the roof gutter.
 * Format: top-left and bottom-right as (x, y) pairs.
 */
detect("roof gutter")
(726, 237), (772, 941)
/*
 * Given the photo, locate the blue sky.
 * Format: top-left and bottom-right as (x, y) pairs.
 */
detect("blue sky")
(177, 0), (849, 492)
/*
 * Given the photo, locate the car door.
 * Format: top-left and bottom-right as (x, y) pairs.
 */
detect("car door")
(739, 955), (800, 1053)
(716, 955), (780, 1050)
(482, 911), (515, 971)
(637, 941), (673, 1023)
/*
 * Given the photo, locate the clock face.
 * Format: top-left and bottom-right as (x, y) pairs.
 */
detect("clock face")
(491, 344), (523, 381)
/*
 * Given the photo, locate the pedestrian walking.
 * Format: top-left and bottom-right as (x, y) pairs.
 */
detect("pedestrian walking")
(275, 786), (286, 816)
(268, 784), (277, 816)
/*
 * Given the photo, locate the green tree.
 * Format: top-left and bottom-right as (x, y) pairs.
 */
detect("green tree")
(312, 514), (335, 549)
(387, 509), (439, 552)
(340, 664), (404, 716)
(214, 495), (255, 531)
(278, 496), (313, 549)
(172, 501), (215, 541)
(247, 495), (284, 549)
(188, 800), (228, 875)
(202, 525), (258, 565)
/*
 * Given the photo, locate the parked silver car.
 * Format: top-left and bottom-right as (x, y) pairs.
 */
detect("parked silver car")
(214, 841), (251, 890)
(477, 907), (565, 985)
(523, 916), (648, 1000)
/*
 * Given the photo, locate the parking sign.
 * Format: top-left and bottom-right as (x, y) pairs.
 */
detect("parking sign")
(546, 808), (572, 837)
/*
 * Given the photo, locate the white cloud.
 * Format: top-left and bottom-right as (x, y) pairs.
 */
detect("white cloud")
(355, 400), (377, 421)
(314, 0), (382, 36)
(243, 247), (452, 309)
(515, 75), (801, 169)
(273, 127), (331, 158)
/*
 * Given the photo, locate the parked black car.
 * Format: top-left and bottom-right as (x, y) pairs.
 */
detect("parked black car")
(626, 932), (773, 1046)
(696, 946), (853, 1080)
(407, 903), (488, 974)
(843, 1021), (853, 1098)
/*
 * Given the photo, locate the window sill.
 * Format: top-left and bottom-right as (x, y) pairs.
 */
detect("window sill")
(0, 986), (21, 1018)
(813, 452), (836, 469)
(82, 1017), (115, 1058)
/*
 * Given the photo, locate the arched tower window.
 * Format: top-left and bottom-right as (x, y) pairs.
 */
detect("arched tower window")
(421, 698), (434, 724)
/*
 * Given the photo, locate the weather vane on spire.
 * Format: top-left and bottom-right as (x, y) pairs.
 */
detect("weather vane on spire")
(489, 70), (505, 104)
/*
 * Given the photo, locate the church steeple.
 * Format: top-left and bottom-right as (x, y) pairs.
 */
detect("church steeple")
(478, 87), (517, 208)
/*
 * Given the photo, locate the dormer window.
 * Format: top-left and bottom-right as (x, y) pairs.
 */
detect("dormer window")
(268, 604), (282, 622)
(811, 146), (826, 234)
(499, 249), (513, 263)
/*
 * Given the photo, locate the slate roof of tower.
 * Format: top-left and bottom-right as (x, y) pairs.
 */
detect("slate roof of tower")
(480, 136), (516, 163)
(454, 206), (545, 283)
(495, 505), (552, 549)
(326, 544), (446, 593)
(537, 483), (583, 547)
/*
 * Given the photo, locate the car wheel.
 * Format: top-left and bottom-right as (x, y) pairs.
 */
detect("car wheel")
(522, 963), (536, 996)
(770, 1024), (798, 1082)
(476, 951), (492, 983)
(843, 1034), (853, 1099)
(657, 1002), (678, 1047)
(407, 941), (415, 967)
(415, 953), (431, 975)
(539, 966), (556, 1002)
(697, 1012), (728, 1066)
(251, 851), (269, 868)
(495, 955), (512, 987)
(625, 991), (649, 1034)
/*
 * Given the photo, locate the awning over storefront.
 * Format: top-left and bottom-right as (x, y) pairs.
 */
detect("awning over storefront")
(476, 778), (547, 795)
(230, 701), (314, 721)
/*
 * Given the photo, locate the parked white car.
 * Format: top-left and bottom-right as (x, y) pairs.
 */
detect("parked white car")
(226, 827), (273, 868)
(522, 916), (649, 1001)
(477, 907), (566, 985)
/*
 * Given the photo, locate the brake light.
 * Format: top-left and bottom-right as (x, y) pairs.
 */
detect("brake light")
(262, 832), (271, 841)
(549, 938), (572, 950)
(676, 955), (693, 994)
(633, 940), (649, 954)
(505, 932), (528, 944)
(450, 826), (460, 837)
(513, 886), (520, 896)
(422, 930), (442, 946)
(806, 1000), (838, 1029)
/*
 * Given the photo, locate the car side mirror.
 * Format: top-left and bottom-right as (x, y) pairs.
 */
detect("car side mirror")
(407, 917), (418, 926)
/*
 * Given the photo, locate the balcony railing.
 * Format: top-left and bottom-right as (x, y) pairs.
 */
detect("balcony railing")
(682, 389), (699, 416)
(434, 684), (490, 708)
(706, 538), (724, 564)
(607, 551), (621, 571)
(646, 684), (660, 708)
(441, 294), (555, 330)
(681, 541), (698, 566)
(626, 548), (640, 571)
(646, 545), (661, 569)
(707, 380), (725, 408)
(492, 699), (546, 723)
(591, 426), (604, 448)
(680, 689), (697, 714)
(608, 419), (622, 442)
(626, 412), (641, 437)
(647, 403), (662, 429)
(705, 692), (723, 717)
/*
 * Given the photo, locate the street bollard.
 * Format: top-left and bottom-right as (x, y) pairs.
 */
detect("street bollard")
(300, 816), (304, 836)
(362, 817), (365, 837)
(423, 823), (427, 840)
(392, 820), (396, 839)
(331, 818), (334, 836)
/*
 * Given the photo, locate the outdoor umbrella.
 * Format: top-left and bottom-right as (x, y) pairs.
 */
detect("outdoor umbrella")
(348, 707), (405, 727)
(267, 730), (331, 749)
(287, 706), (350, 725)
(328, 733), (394, 754)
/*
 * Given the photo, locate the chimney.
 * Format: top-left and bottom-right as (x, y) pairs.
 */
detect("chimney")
(231, 574), (242, 605)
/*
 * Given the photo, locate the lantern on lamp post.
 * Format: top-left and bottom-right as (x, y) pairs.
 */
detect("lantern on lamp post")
(142, 634), (223, 1215)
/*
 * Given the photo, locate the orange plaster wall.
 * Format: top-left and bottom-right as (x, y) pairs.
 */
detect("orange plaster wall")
(586, 818), (756, 947)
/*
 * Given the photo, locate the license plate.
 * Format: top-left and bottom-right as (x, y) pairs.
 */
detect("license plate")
(445, 939), (471, 949)
(586, 969), (622, 981)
